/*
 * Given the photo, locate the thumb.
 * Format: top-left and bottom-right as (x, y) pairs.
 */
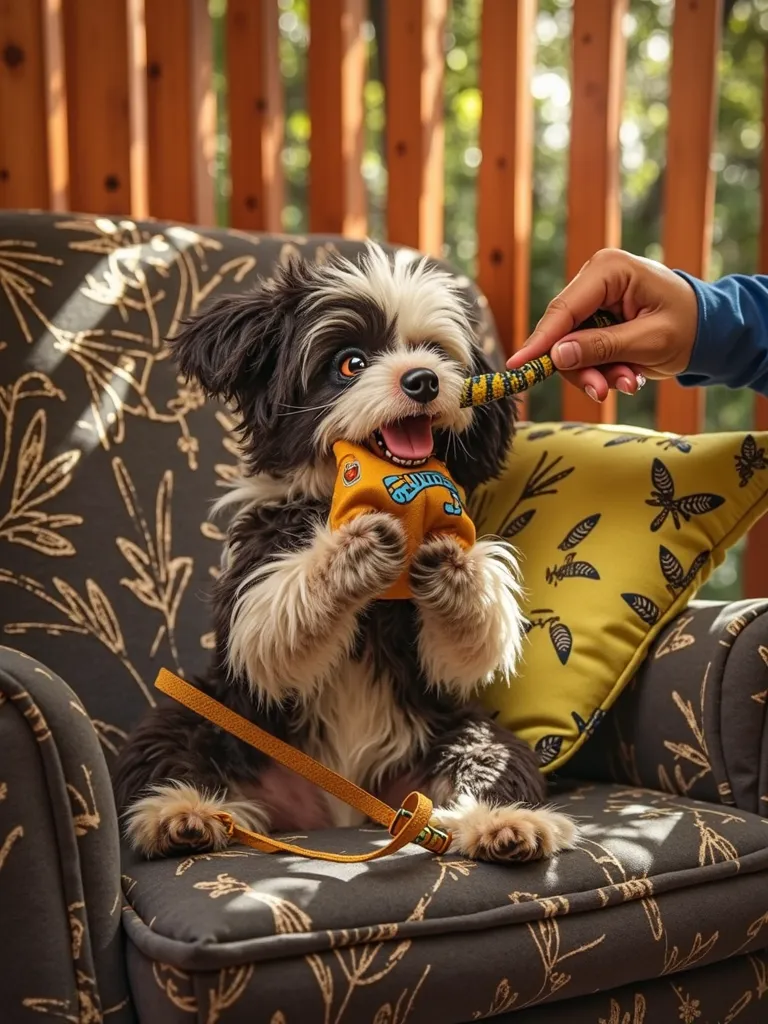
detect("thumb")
(551, 317), (662, 372)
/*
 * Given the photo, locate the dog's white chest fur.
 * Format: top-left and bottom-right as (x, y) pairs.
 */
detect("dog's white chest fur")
(301, 654), (429, 828)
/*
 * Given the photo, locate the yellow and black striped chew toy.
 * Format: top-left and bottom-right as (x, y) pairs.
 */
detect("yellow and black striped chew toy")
(459, 310), (619, 408)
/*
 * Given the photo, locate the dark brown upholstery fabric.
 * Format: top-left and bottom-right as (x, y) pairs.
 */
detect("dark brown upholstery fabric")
(121, 780), (768, 1021)
(570, 598), (768, 816)
(0, 646), (134, 1022)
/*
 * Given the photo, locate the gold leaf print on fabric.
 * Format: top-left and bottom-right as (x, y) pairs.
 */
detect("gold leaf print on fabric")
(90, 719), (128, 758)
(658, 665), (712, 796)
(175, 848), (265, 876)
(152, 962), (196, 1013)
(662, 932), (719, 975)
(113, 457), (191, 669)
(671, 985), (702, 1023)
(22, 901), (104, 1022)
(67, 765), (100, 837)
(10, 687), (51, 741)
(598, 994), (646, 1024)
(0, 408), (82, 556)
(371, 966), (431, 1024)
(0, 781), (23, 874)
(0, 239), (62, 341)
(518, 917), (605, 1007)
(750, 953), (768, 999)
(0, 571), (155, 706)
(579, 839), (663, 943)
(471, 977), (518, 1019)
(3, 219), (260, 464)
(193, 874), (313, 933)
(653, 615), (696, 659)
(206, 966), (255, 1024)
(302, 854), (473, 1024)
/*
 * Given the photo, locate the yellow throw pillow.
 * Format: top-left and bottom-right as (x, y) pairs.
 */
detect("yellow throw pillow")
(471, 422), (768, 774)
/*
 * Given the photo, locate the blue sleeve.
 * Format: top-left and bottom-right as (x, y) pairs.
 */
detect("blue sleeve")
(675, 271), (768, 396)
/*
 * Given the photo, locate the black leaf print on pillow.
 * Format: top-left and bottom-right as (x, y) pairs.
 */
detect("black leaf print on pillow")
(546, 555), (600, 586)
(646, 457), (724, 531)
(535, 734), (563, 767)
(527, 428), (556, 440)
(549, 621), (573, 665)
(604, 433), (691, 453)
(621, 592), (661, 626)
(557, 513), (601, 551)
(547, 513), (601, 585)
(734, 434), (768, 487)
(659, 545), (710, 596)
(486, 451), (575, 541)
(572, 709), (607, 737)
(659, 436), (692, 453)
(527, 609), (573, 665)
(502, 508), (536, 539)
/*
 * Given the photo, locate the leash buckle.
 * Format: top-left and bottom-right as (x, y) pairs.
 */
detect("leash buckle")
(390, 806), (452, 854)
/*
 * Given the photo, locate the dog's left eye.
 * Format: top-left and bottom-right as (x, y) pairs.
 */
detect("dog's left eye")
(336, 350), (368, 379)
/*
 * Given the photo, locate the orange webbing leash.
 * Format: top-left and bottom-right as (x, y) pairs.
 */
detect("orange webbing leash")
(154, 669), (451, 862)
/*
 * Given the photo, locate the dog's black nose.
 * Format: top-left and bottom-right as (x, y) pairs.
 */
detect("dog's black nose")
(400, 368), (439, 404)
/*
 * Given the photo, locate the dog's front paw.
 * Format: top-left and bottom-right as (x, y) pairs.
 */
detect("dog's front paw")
(124, 782), (235, 858)
(330, 513), (407, 600)
(433, 796), (579, 863)
(411, 534), (477, 618)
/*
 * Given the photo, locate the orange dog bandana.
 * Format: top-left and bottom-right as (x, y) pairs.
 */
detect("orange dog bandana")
(330, 441), (476, 599)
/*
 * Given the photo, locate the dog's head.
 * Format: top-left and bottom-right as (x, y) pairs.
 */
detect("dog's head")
(171, 243), (514, 493)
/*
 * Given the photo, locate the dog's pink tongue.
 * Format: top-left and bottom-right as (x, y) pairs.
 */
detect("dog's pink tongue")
(380, 416), (433, 460)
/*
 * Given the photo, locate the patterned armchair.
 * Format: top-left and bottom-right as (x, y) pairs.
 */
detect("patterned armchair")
(0, 211), (766, 1024)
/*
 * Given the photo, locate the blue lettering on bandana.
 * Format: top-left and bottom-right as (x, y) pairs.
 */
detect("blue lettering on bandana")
(383, 471), (463, 517)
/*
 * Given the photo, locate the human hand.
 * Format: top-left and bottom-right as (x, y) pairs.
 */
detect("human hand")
(506, 249), (699, 402)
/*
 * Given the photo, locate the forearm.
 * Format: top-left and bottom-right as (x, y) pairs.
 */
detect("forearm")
(676, 271), (768, 396)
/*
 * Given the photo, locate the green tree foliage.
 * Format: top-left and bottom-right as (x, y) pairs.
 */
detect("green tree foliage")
(210, 0), (768, 598)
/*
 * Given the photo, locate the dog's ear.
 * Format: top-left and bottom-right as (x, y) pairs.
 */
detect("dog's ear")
(444, 344), (516, 494)
(169, 256), (315, 428)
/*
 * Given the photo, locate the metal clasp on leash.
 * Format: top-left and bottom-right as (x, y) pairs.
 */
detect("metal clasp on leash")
(389, 806), (452, 854)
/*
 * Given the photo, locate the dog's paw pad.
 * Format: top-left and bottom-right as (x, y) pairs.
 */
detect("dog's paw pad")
(124, 783), (232, 858)
(437, 800), (578, 864)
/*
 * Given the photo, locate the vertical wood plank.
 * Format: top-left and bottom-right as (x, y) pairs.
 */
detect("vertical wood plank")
(127, 0), (148, 219)
(62, 0), (133, 215)
(227, 0), (284, 231)
(190, 0), (215, 225)
(744, 54), (768, 599)
(386, 0), (447, 256)
(145, 0), (195, 222)
(308, 0), (366, 237)
(656, 0), (722, 435)
(564, 0), (627, 424)
(0, 0), (50, 209)
(42, 0), (69, 211)
(477, 0), (534, 360)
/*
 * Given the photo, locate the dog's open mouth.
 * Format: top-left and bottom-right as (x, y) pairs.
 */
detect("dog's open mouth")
(372, 416), (434, 467)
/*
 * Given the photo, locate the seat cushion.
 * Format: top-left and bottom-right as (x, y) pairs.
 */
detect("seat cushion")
(121, 782), (768, 1023)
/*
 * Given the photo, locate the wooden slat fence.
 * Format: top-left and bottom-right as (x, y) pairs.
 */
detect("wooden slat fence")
(0, 0), (766, 592)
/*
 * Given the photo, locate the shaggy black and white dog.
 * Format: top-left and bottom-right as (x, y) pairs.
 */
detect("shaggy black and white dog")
(113, 244), (577, 862)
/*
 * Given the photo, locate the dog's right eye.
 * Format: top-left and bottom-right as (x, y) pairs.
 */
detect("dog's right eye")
(336, 351), (368, 379)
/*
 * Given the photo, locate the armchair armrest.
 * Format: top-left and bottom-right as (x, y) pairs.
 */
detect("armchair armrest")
(0, 646), (133, 1022)
(568, 600), (768, 816)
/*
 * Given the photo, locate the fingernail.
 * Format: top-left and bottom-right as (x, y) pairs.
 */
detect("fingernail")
(553, 340), (579, 369)
(617, 377), (633, 395)
(636, 374), (647, 390)
(585, 385), (601, 403)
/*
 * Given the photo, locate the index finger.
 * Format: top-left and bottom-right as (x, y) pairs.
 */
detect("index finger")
(506, 262), (616, 369)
